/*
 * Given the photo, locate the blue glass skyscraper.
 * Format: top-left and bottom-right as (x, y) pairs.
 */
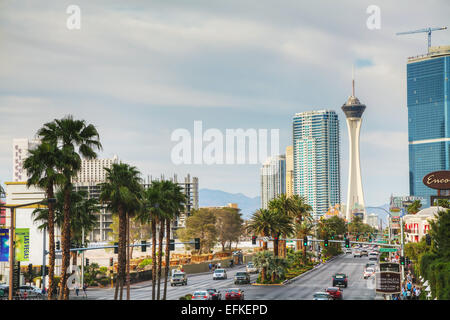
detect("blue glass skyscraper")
(293, 110), (341, 217)
(408, 46), (450, 206)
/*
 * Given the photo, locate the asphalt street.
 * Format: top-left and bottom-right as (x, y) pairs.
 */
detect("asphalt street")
(78, 253), (376, 300)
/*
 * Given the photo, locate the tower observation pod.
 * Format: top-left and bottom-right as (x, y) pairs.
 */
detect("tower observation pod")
(342, 75), (366, 222)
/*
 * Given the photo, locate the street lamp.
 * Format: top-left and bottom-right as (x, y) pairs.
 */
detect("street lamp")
(0, 198), (56, 300)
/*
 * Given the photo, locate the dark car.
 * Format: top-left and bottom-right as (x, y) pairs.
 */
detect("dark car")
(234, 272), (250, 284)
(206, 289), (221, 300)
(332, 273), (348, 288)
(225, 288), (244, 300)
(325, 287), (343, 300)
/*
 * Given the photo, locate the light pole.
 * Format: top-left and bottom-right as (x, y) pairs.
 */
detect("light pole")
(365, 207), (392, 244)
(1, 198), (56, 300)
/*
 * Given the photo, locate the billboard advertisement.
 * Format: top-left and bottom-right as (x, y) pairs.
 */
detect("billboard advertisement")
(15, 228), (30, 261)
(0, 228), (9, 262)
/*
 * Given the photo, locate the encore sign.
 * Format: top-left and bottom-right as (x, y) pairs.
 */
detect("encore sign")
(423, 171), (450, 190)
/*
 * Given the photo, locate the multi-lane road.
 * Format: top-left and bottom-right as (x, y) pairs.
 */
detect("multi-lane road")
(79, 253), (376, 300)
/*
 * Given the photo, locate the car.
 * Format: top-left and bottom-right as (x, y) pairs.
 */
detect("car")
(18, 285), (42, 296)
(312, 292), (333, 300)
(170, 272), (187, 286)
(345, 248), (352, 254)
(365, 262), (376, 269)
(213, 269), (227, 280)
(332, 273), (348, 288)
(360, 250), (368, 257)
(206, 289), (221, 300)
(225, 288), (244, 300)
(0, 285), (8, 299)
(353, 250), (361, 258)
(363, 267), (375, 279)
(368, 252), (378, 260)
(234, 272), (251, 284)
(246, 262), (258, 274)
(192, 291), (211, 300)
(325, 287), (343, 300)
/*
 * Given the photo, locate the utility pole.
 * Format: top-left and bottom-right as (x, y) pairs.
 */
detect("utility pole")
(42, 227), (46, 290)
(81, 228), (85, 288)
(400, 216), (405, 283)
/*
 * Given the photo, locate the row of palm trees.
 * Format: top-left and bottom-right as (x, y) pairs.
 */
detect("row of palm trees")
(24, 115), (186, 300)
(99, 167), (186, 300)
(246, 194), (314, 283)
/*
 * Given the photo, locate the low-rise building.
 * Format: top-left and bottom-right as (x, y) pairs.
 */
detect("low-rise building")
(403, 206), (445, 243)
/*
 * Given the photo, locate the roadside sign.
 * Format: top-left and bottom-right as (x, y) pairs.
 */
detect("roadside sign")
(379, 248), (397, 253)
(379, 262), (400, 272)
(376, 272), (401, 294)
(378, 240), (387, 243)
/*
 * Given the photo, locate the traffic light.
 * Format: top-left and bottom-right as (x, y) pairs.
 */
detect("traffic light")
(56, 240), (60, 251)
(141, 240), (147, 252)
(194, 238), (200, 250)
(400, 256), (405, 266)
(324, 238), (328, 247)
(28, 263), (33, 275)
(252, 235), (257, 245)
(169, 239), (175, 251)
(114, 242), (119, 254)
(330, 234), (335, 240)
(86, 258), (90, 267)
(406, 257), (411, 265)
(356, 234), (360, 241)
(426, 234), (431, 245)
(303, 236), (308, 246)
(110, 258), (113, 267)
(345, 238), (350, 248)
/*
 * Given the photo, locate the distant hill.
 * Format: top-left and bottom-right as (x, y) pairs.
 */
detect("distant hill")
(199, 189), (260, 220)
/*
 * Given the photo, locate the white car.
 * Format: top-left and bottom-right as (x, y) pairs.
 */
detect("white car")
(246, 262), (258, 274)
(192, 291), (211, 300)
(353, 250), (361, 258)
(213, 269), (227, 280)
(364, 267), (375, 279)
(18, 285), (42, 296)
(345, 248), (352, 254)
(368, 252), (378, 261)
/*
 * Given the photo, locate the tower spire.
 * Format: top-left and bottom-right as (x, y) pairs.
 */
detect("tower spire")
(352, 64), (355, 97)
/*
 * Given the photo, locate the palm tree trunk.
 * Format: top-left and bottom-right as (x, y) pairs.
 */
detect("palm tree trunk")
(163, 219), (171, 300)
(263, 241), (268, 250)
(117, 206), (127, 300)
(46, 184), (55, 300)
(151, 218), (157, 300)
(60, 185), (71, 300)
(273, 237), (279, 257)
(261, 267), (266, 283)
(157, 218), (165, 300)
(126, 212), (131, 300)
(71, 251), (78, 267)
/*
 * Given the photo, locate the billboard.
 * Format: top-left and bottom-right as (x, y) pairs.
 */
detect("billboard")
(0, 228), (9, 262)
(15, 228), (30, 261)
(376, 272), (401, 294)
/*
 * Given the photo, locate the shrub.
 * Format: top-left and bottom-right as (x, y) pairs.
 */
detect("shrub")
(138, 258), (152, 269)
(99, 267), (108, 274)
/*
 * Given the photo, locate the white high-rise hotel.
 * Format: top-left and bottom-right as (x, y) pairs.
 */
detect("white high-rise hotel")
(293, 110), (341, 217)
(260, 155), (286, 209)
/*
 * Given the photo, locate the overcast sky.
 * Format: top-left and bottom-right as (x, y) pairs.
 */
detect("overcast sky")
(1, 0), (449, 207)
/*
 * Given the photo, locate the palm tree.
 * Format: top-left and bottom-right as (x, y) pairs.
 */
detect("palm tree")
(32, 189), (99, 266)
(246, 209), (278, 251)
(137, 180), (165, 300)
(290, 195), (312, 253)
(162, 182), (186, 300)
(252, 251), (273, 283)
(99, 163), (142, 300)
(38, 115), (102, 300)
(23, 141), (64, 300)
(295, 218), (314, 262)
(268, 194), (295, 257)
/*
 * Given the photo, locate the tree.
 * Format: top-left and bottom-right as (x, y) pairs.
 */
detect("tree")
(407, 200), (422, 215)
(246, 209), (278, 251)
(215, 207), (243, 251)
(428, 209), (450, 259)
(138, 181), (166, 300)
(177, 208), (217, 254)
(32, 189), (99, 266)
(295, 218), (314, 262)
(252, 251), (272, 283)
(23, 141), (65, 300)
(99, 163), (142, 300)
(290, 195), (312, 253)
(38, 115), (102, 300)
(268, 194), (295, 257)
(162, 181), (186, 300)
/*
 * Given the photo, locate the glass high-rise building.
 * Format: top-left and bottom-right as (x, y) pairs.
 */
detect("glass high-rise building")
(293, 110), (341, 217)
(260, 155), (286, 209)
(407, 46), (450, 206)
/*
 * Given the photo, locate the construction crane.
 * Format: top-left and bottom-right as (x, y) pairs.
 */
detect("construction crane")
(396, 27), (447, 52)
